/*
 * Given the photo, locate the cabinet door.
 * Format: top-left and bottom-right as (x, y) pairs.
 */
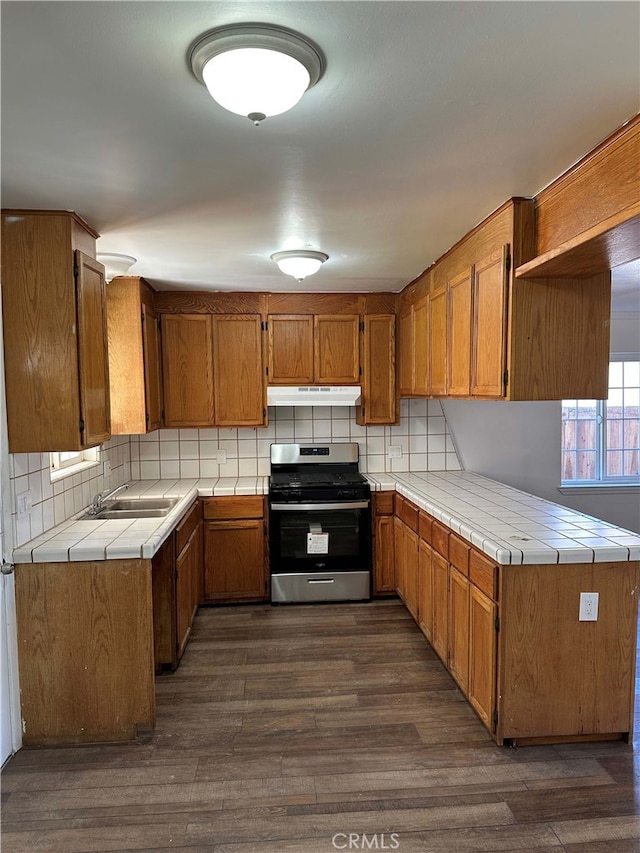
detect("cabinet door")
(431, 550), (449, 664)
(142, 302), (162, 431)
(468, 585), (498, 730)
(393, 516), (406, 600)
(373, 514), (396, 595)
(472, 245), (509, 397)
(448, 565), (470, 693)
(404, 526), (419, 621)
(428, 285), (448, 397)
(412, 295), (429, 395)
(418, 538), (433, 641)
(162, 314), (214, 427)
(314, 315), (360, 384)
(176, 527), (197, 659)
(212, 314), (265, 427)
(268, 315), (314, 384)
(152, 534), (177, 671)
(447, 268), (473, 397)
(75, 251), (111, 447)
(359, 314), (396, 424)
(398, 307), (413, 397)
(203, 520), (265, 601)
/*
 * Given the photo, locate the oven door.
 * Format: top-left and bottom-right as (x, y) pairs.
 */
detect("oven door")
(269, 500), (371, 575)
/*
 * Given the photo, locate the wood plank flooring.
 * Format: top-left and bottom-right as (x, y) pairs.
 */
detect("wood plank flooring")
(3, 600), (640, 852)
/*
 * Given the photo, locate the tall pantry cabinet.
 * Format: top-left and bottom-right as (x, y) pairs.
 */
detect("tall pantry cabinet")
(1, 209), (110, 452)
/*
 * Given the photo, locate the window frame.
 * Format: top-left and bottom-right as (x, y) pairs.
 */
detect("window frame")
(561, 356), (640, 488)
(50, 448), (100, 482)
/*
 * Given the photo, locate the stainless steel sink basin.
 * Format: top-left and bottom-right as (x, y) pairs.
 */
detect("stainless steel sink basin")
(80, 497), (178, 520)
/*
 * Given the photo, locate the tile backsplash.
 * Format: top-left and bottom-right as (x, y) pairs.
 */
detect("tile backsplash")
(129, 400), (461, 479)
(9, 435), (131, 549)
(9, 400), (460, 548)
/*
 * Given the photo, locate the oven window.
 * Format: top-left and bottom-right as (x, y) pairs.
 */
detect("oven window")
(279, 509), (363, 559)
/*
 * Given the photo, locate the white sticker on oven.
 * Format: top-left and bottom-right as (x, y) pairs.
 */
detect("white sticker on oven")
(307, 533), (329, 554)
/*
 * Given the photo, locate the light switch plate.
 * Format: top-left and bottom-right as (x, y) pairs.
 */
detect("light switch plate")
(17, 490), (32, 519)
(217, 450), (227, 464)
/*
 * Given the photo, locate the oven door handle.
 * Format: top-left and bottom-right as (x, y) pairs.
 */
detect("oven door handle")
(270, 501), (370, 511)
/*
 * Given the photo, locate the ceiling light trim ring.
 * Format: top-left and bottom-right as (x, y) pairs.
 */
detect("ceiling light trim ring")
(188, 23), (326, 90)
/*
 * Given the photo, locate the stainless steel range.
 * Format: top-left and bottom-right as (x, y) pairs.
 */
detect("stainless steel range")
(268, 443), (372, 604)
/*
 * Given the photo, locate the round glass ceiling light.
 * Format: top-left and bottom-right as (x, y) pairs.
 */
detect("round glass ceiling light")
(188, 23), (325, 124)
(96, 253), (137, 282)
(271, 250), (329, 281)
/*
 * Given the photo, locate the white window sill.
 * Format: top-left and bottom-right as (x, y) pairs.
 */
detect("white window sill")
(558, 484), (640, 496)
(50, 459), (101, 483)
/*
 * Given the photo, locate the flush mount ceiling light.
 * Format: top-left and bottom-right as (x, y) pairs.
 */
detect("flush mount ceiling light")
(96, 253), (137, 283)
(271, 249), (329, 282)
(188, 23), (325, 124)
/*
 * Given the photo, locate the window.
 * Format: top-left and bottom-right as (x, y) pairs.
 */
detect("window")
(50, 448), (100, 480)
(562, 360), (640, 484)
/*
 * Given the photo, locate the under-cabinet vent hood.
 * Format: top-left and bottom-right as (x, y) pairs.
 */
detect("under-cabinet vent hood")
(267, 386), (362, 407)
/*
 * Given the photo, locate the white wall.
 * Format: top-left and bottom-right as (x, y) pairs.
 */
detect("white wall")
(442, 313), (640, 534)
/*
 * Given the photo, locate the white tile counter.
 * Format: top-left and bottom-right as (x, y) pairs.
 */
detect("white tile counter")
(13, 471), (640, 566)
(13, 477), (269, 564)
(366, 471), (640, 565)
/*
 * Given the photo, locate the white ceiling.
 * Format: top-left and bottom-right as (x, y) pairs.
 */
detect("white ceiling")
(2, 1), (639, 306)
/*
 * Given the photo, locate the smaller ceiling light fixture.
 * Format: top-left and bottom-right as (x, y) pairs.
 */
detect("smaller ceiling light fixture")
(96, 253), (137, 283)
(271, 249), (329, 282)
(188, 23), (325, 125)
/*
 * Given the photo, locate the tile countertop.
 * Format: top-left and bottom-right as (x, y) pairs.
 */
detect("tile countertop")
(366, 471), (640, 565)
(12, 472), (640, 566)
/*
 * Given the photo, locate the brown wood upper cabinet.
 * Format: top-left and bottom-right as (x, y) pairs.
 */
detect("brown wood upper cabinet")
(267, 315), (314, 384)
(162, 314), (215, 428)
(1, 209), (110, 452)
(398, 197), (611, 401)
(162, 313), (265, 428)
(357, 314), (397, 425)
(107, 277), (162, 434)
(471, 246), (509, 397)
(427, 286), (447, 396)
(212, 314), (265, 427)
(447, 268), (473, 397)
(268, 313), (359, 385)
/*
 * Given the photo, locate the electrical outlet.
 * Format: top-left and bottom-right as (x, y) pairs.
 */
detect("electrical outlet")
(103, 460), (112, 485)
(216, 450), (227, 464)
(579, 591), (599, 621)
(387, 445), (402, 459)
(17, 490), (32, 520)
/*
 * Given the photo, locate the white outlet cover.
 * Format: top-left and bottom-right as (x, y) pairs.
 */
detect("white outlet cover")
(217, 450), (227, 464)
(388, 445), (402, 459)
(579, 591), (599, 621)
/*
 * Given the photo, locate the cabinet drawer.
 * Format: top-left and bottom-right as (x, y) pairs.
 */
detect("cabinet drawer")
(469, 549), (498, 600)
(374, 492), (395, 515)
(399, 498), (419, 532)
(419, 510), (433, 544)
(449, 533), (470, 576)
(203, 496), (264, 520)
(175, 499), (201, 555)
(431, 521), (450, 559)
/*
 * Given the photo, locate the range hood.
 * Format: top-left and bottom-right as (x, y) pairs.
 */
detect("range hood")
(267, 386), (362, 407)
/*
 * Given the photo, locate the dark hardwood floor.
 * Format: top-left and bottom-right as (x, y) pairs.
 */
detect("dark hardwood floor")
(3, 600), (640, 852)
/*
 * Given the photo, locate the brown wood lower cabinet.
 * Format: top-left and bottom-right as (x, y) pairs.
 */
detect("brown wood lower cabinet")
(15, 559), (155, 746)
(394, 498), (639, 745)
(152, 499), (202, 671)
(372, 492), (395, 595)
(202, 496), (268, 602)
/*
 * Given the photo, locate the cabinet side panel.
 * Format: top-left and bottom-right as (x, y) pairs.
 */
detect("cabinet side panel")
(500, 562), (639, 740)
(509, 272), (611, 400)
(16, 560), (155, 745)
(1, 213), (81, 451)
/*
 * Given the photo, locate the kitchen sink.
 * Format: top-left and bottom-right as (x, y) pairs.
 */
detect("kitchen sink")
(80, 497), (178, 520)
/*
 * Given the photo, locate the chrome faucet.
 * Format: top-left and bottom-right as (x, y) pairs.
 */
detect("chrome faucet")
(89, 483), (129, 515)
